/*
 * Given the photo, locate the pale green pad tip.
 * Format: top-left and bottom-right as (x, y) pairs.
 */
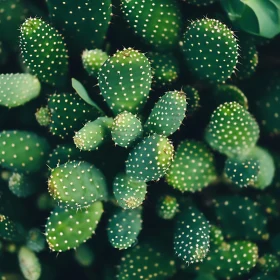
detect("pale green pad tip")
(20, 18), (69, 87)
(112, 111), (143, 148)
(183, 18), (238, 83)
(73, 117), (113, 151)
(166, 139), (217, 192)
(117, 241), (176, 279)
(107, 208), (142, 250)
(144, 90), (187, 136)
(82, 49), (109, 77)
(156, 195), (178, 220)
(48, 160), (107, 209)
(98, 48), (152, 115)
(0, 73), (41, 108)
(45, 201), (103, 252)
(126, 134), (174, 182)
(205, 102), (260, 159)
(18, 247), (41, 280)
(0, 130), (50, 173)
(174, 206), (210, 264)
(113, 173), (147, 209)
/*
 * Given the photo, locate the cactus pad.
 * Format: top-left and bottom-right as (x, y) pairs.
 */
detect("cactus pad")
(156, 195), (178, 220)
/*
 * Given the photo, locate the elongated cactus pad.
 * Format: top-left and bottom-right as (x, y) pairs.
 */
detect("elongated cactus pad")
(156, 195), (179, 220)
(45, 201), (103, 252)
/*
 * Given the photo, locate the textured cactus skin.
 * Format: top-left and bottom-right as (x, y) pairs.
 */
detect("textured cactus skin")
(257, 254), (279, 274)
(184, 0), (217, 6)
(26, 228), (46, 253)
(0, 215), (25, 242)
(156, 195), (178, 220)
(182, 85), (200, 116)
(45, 201), (103, 252)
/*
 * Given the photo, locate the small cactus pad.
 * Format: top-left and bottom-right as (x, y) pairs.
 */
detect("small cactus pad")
(46, 0), (112, 51)
(20, 18), (69, 87)
(74, 244), (95, 267)
(82, 49), (109, 78)
(156, 195), (179, 220)
(182, 18), (238, 84)
(213, 196), (269, 241)
(182, 85), (200, 116)
(121, 0), (182, 51)
(0, 215), (25, 242)
(18, 246), (41, 280)
(0, 73), (41, 108)
(73, 117), (113, 151)
(113, 173), (147, 209)
(111, 111), (143, 148)
(166, 140), (217, 192)
(118, 241), (176, 279)
(224, 157), (260, 187)
(107, 208), (142, 250)
(209, 225), (224, 249)
(205, 102), (259, 158)
(144, 91), (187, 137)
(98, 48), (152, 115)
(35, 107), (51, 127)
(174, 206), (210, 264)
(26, 228), (46, 253)
(45, 201), (103, 252)
(257, 254), (279, 273)
(126, 134), (174, 182)
(48, 161), (107, 209)
(0, 130), (50, 173)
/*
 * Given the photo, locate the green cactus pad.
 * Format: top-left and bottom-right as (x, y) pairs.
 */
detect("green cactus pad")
(0, 130), (50, 174)
(111, 111), (143, 148)
(121, 0), (182, 51)
(48, 161), (107, 209)
(0, 215), (25, 242)
(224, 158), (260, 187)
(117, 241), (176, 279)
(82, 49), (109, 78)
(185, 0), (218, 6)
(35, 107), (51, 127)
(18, 246), (41, 280)
(74, 244), (95, 267)
(166, 139), (217, 192)
(214, 84), (248, 109)
(45, 201), (103, 252)
(20, 18), (69, 87)
(182, 85), (200, 116)
(0, 73), (41, 108)
(46, 0), (112, 52)
(126, 134), (174, 182)
(113, 173), (147, 209)
(183, 18), (238, 84)
(0, 41), (7, 66)
(26, 228), (46, 253)
(144, 91), (187, 137)
(98, 48), (152, 115)
(205, 102), (259, 158)
(107, 208), (142, 250)
(209, 225), (224, 250)
(257, 254), (279, 274)
(156, 195), (179, 220)
(213, 196), (269, 241)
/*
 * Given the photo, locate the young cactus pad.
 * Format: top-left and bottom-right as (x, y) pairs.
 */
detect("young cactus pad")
(19, 18), (69, 87)
(156, 195), (179, 220)
(0, 73), (41, 108)
(45, 201), (103, 252)
(98, 48), (152, 115)
(48, 161), (107, 209)
(182, 18), (238, 83)
(126, 134), (174, 182)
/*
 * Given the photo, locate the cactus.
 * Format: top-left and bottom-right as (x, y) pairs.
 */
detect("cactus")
(0, 215), (25, 242)
(257, 253), (279, 274)
(74, 244), (95, 267)
(26, 228), (46, 253)
(182, 85), (200, 116)
(35, 107), (51, 127)
(156, 195), (179, 220)
(184, 0), (218, 6)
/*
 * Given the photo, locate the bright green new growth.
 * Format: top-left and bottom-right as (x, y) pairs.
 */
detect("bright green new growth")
(18, 246), (41, 280)
(111, 111), (143, 148)
(98, 48), (152, 115)
(0, 215), (25, 242)
(107, 208), (142, 250)
(205, 102), (260, 159)
(174, 206), (210, 264)
(48, 161), (107, 209)
(113, 173), (147, 209)
(35, 107), (51, 127)
(126, 134), (174, 182)
(82, 49), (108, 78)
(144, 91), (187, 136)
(213, 196), (269, 241)
(0, 130), (50, 174)
(182, 85), (200, 116)
(224, 158), (260, 187)
(117, 241), (176, 279)
(183, 18), (238, 83)
(121, 0), (182, 51)
(156, 195), (178, 220)
(257, 254), (279, 274)
(166, 139), (217, 192)
(45, 201), (103, 252)
(0, 74), (41, 108)
(26, 228), (46, 253)
(19, 18), (69, 87)
(73, 117), (113, 151)
(74, 244), (95, 267)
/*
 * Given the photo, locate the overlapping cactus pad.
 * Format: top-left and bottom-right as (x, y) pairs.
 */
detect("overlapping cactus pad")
(1, 0), (280, 279)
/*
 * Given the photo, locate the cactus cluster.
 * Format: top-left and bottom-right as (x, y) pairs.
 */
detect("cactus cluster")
(1, 1), (280, 279)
